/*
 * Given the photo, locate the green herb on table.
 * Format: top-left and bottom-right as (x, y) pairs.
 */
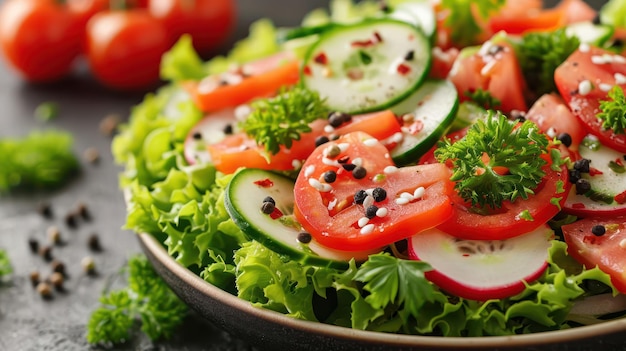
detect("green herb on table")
(597, 85), (626, 135)
(240, 84), (329, 156)
(86, 255), (188, 346)
(435, 112), (549, 209)
(34, 102), (59, 122)
(0, 249), (12, 282)
(0, 130), (80, 193)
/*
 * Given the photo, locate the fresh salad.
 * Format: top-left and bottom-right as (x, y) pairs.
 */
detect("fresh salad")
(113, 0), (626, 337)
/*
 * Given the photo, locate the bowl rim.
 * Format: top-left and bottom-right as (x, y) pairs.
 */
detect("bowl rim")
(139, 232), (626, 349)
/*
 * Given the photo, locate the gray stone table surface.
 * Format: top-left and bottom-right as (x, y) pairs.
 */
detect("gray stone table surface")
(0, 0), (624, 351)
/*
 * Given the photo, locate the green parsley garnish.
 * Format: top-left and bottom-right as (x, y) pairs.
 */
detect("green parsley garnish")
(240, 85), (329, 155)
(86, 255), (188, 346)
(464, 88), (501, 110)
(440, 0), (505, 47)
(0, 130), (79, 193)
(514, 28), (580, 96)
(0, 249), (12, 282)
(435, 112), (549, 209)
(597, 85), (626, 135)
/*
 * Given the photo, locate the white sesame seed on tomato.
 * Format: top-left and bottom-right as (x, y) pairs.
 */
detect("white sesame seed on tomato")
(578, 80), (592, 96)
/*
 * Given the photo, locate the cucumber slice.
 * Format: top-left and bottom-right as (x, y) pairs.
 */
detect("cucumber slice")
(302, 18), (431, 114)
(566, 21), (614, 47)
(388, 1), (436, 43)
(183, 108), (239, 165)
(389, 79), (459, 165)
(225, 168), (378, 269)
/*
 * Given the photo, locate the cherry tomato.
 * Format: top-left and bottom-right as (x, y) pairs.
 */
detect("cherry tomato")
(293, 131), (454, 251)
(67, 0), (108, 24)
(184, 52), (302, 112)
(562, 216), (626, 294)
(205, 109), (402, 174)
(148, 0), (235, 57)
(554, 46), (626, 153)
(0, 0), (83, 82)
(85, 9), (170, 91)
(448, 40), (528, 114)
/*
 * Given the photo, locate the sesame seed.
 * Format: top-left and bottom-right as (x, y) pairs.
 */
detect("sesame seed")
(613, 55), (626, 63)
(322, 157), (340, 166)
(292, 159), (302, 170)
(363, 138), (378, 147)
(620, 238), (626, 249)
(591, 55), (606, 64)
(351, 157), (363, 167)
(413, 187), (425, 199)
(395, 197), (410, 205)
(358, 217), (370, 227)
(324, 125), (335, 133)
(400, 192), (414, 199)
(360, 224), (375, 235)
(615, 73), (626, 85)
(384, 166), (398, 174)
(304, 165), (316, 177)
(546, 127), (557, 138)
(390, 132), (404, 143)
(327, 198), (337, 210)
(375, 207), (388, 217)
(308, 178), (332, 192)
(579, 43), (590, 53)
(578, 80), (592, 96)
(234, 105), (252, 120)
(363, 195), (375, 209)
(599, 83), (613, 92)
(338, 143), (350, 152)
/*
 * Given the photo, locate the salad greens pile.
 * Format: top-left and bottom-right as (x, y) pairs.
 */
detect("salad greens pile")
(113, 0), (622, 338)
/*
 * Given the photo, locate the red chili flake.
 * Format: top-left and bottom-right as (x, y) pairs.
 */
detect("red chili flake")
(589, 167), (603, 176)
(614, 189), (626, 204)
(572, 203), (586, 209)
(406, 120), (424, 135)
(616, 158), (624, 167)
(397, 63), (412, 75)
(347, 68), (364, 80)
(583, 235), (599, 245)
(314, 52), (328, 65)
(303, 65), (312, 76)
(373, 31), (383, 43)
(351, 39), (375, 47)
(269, 207), (284, 220)
(254, 178), (274, 188)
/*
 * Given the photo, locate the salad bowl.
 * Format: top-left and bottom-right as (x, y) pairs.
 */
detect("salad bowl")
(139, 232), (626, 350)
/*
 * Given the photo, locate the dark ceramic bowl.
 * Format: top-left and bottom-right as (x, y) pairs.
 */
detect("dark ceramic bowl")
(138, 233), (626, 351)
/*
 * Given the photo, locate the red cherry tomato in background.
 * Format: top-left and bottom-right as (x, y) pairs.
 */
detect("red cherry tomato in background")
(148, 0), (236, 57)
(0, 0), (83, 82)
(85, 9), (170, 91)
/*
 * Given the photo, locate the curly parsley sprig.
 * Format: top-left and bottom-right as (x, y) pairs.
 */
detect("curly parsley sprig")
(597, 85), (626, 134)
(435, 112), (549, 209)
(86, 255), (188, 346)
(514, 29), (580, 96)
(240, 84), (329, 155)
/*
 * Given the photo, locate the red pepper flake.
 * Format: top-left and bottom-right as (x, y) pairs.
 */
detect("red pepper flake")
(583, 235), (600, 245)
(614, 189), (626, 204)
(303, 65), (312, 76)
(397, 63), (411, 75)
(373, 31), (383, 43)
(269, 207), (284, 220)
(589, 167), (603, 176)
(406, 120), (424, 135)
(314, 52), (328, 65)
(572, 202), (586, 209)
(351, 38), (375, 47)
(254, 178), (274, 188)
(616, 158), (624, 167)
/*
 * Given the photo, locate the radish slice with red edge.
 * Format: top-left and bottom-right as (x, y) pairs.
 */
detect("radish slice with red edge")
(408, 225), (553, 301)
(183, 108), (239, 165)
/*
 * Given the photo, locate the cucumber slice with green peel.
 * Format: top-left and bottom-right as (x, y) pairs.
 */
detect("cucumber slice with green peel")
(225, 168), (379, 269)
(302, 18), (432, 114)
(389, 79), (459, 165)
(564, 135), (626, 216)
(565, 21), (614, 47)
(388, 1), (436, 44)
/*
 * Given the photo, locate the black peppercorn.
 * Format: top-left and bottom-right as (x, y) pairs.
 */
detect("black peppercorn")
(37, 202), (53, 219)
(297, 232), (312, 244)
(76, 202), (90, 221)
(365, 205), (378, 219)
(323, 171), (337, 183)
(352, 166), (367, 179)
(573, 158), (591, 173)
(315, 135), (330, 147)
(39, 245), (53, 261)
(28, 238), (39, 254)
(87, 234), (102, 252)
(192, 132), (202, 140)
(51, 260), (66, 276)
(263, 196), (275, 205)
(354, 190), (367, 204)
(556, 133), (572, 147)
(575, 179), (591, 195)
(372, 187), (387, 202)
(65, 213), (77, 229)
(591, 225), (606, 236)
(342, 163), (357, 171)
(223, 124), (234, 135)
(261, 201), (275, 214)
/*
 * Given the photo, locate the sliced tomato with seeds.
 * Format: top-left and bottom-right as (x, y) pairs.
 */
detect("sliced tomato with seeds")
(554, 46), (626, 153)
(525, 93), (587, 151)
(562, 216), (626, 294)
(183, 52), (301, 112)
(293, 131), (454, 251)
(436, 151), (571, 240)
(206, 109), (402, 174)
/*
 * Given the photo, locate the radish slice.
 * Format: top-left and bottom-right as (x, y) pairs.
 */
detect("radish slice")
(183, 108), (240, 165)
(408, 225), (553, 301)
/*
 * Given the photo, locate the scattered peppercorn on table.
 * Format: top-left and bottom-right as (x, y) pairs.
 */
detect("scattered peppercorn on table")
(1, 0), (626, 350)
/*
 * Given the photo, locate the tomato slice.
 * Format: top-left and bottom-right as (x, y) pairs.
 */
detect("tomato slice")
(208, 109), (402, 174)
(293, 131), (454, 251)
(562, 216), (626, 293)
(436, 153), (571, 240)
(183, 52), (301, 112)
(555, 46), (626, 153)
(448, 40), (527, 114)
(525, 93), (587, 151)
